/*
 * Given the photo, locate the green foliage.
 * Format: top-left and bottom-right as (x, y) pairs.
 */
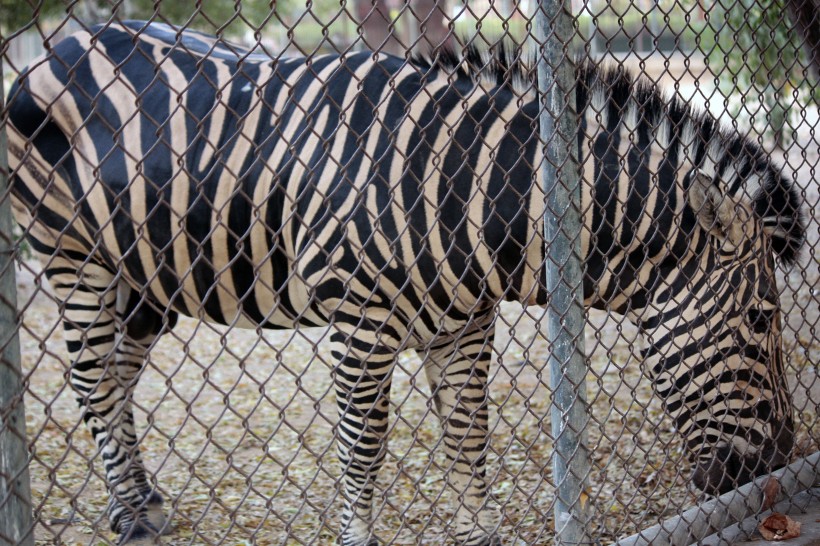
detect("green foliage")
(705, 0), (814, 147)
(0, 0), (361, 59)
(0, 1), (283, 38)
(125, 0), (277, 36)
(0, 0), (64, 33)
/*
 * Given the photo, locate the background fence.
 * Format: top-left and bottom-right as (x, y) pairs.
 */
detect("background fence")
(0, 0), (818, 544)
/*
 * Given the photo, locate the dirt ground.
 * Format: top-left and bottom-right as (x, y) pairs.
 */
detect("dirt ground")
(13, 54), (820, 545)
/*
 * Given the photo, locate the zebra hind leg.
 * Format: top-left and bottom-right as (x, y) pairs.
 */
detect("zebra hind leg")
(113, 284), (178, 536)
(422, 320), (500, 546)
(47, 259), (166, 544)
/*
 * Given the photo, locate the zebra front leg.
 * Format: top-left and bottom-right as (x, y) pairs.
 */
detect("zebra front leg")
(423, 322), (500, 546)
(49, 261), (161, 544)
(330, 331), (396, 546)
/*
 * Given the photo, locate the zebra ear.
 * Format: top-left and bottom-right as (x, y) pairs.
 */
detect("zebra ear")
(688, 170), (749, 245)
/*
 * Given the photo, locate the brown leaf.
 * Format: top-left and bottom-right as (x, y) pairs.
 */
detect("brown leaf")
(759, 513), (801, 541)
(637, 470), (658, 488)
(762, 476), (782, 511)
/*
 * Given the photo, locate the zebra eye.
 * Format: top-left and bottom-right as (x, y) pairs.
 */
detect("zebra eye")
(747, 308), (775, 333)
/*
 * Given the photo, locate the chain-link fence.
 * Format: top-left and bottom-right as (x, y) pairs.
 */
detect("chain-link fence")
(1, 0), (818, 544)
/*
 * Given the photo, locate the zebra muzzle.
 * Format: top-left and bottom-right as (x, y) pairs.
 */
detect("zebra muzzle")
(693, 432), (793, 495)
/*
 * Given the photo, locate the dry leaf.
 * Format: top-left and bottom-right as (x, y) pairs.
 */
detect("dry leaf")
(762, 476), (782, 511)
(637, 470), (659, 488)
(758, 513), (801, 541)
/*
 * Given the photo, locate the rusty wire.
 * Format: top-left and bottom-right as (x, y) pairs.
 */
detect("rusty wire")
(0, 1), (818, 545)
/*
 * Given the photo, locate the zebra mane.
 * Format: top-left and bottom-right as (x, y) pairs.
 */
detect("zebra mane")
(412, 45), (806, 265)
(411, 41), (535, 93)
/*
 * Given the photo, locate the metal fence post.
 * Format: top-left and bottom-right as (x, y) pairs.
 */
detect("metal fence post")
(535, 2), (592, 545)
(0, 60), (35, 546)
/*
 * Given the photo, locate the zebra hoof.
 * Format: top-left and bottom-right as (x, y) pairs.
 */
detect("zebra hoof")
(118, 522), (162, 545)
(144, 492), (172, 535)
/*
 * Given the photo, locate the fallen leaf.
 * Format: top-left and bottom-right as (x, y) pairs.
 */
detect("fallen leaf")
(762, 476), (782, 511)
(638, 470), (658, 488)
(580, 489), (590, 510)
(759, 513), (801, 541)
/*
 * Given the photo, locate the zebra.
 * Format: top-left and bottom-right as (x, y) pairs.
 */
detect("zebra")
(7, 21), (804, 546)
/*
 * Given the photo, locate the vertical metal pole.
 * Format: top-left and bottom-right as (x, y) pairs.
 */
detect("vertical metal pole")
(0, 60), (35, 546)
(534, 2), (591, 545)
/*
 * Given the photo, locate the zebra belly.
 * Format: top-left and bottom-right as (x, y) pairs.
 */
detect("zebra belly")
(113, 226), (325, 331)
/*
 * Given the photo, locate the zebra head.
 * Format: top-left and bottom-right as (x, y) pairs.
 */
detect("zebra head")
(640, 167), (803, 495)
(574, 61), (805, 495)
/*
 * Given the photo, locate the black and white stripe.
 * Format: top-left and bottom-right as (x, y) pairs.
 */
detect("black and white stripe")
(8, 22), (804, 545)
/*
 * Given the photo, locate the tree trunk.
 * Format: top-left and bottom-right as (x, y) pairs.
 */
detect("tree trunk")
(354, 0), (404, 55)
(409, 0), (452, 55)
(784, 0), (820, 77)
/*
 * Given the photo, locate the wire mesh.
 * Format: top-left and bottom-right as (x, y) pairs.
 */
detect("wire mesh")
(0, 1), (818, 545)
